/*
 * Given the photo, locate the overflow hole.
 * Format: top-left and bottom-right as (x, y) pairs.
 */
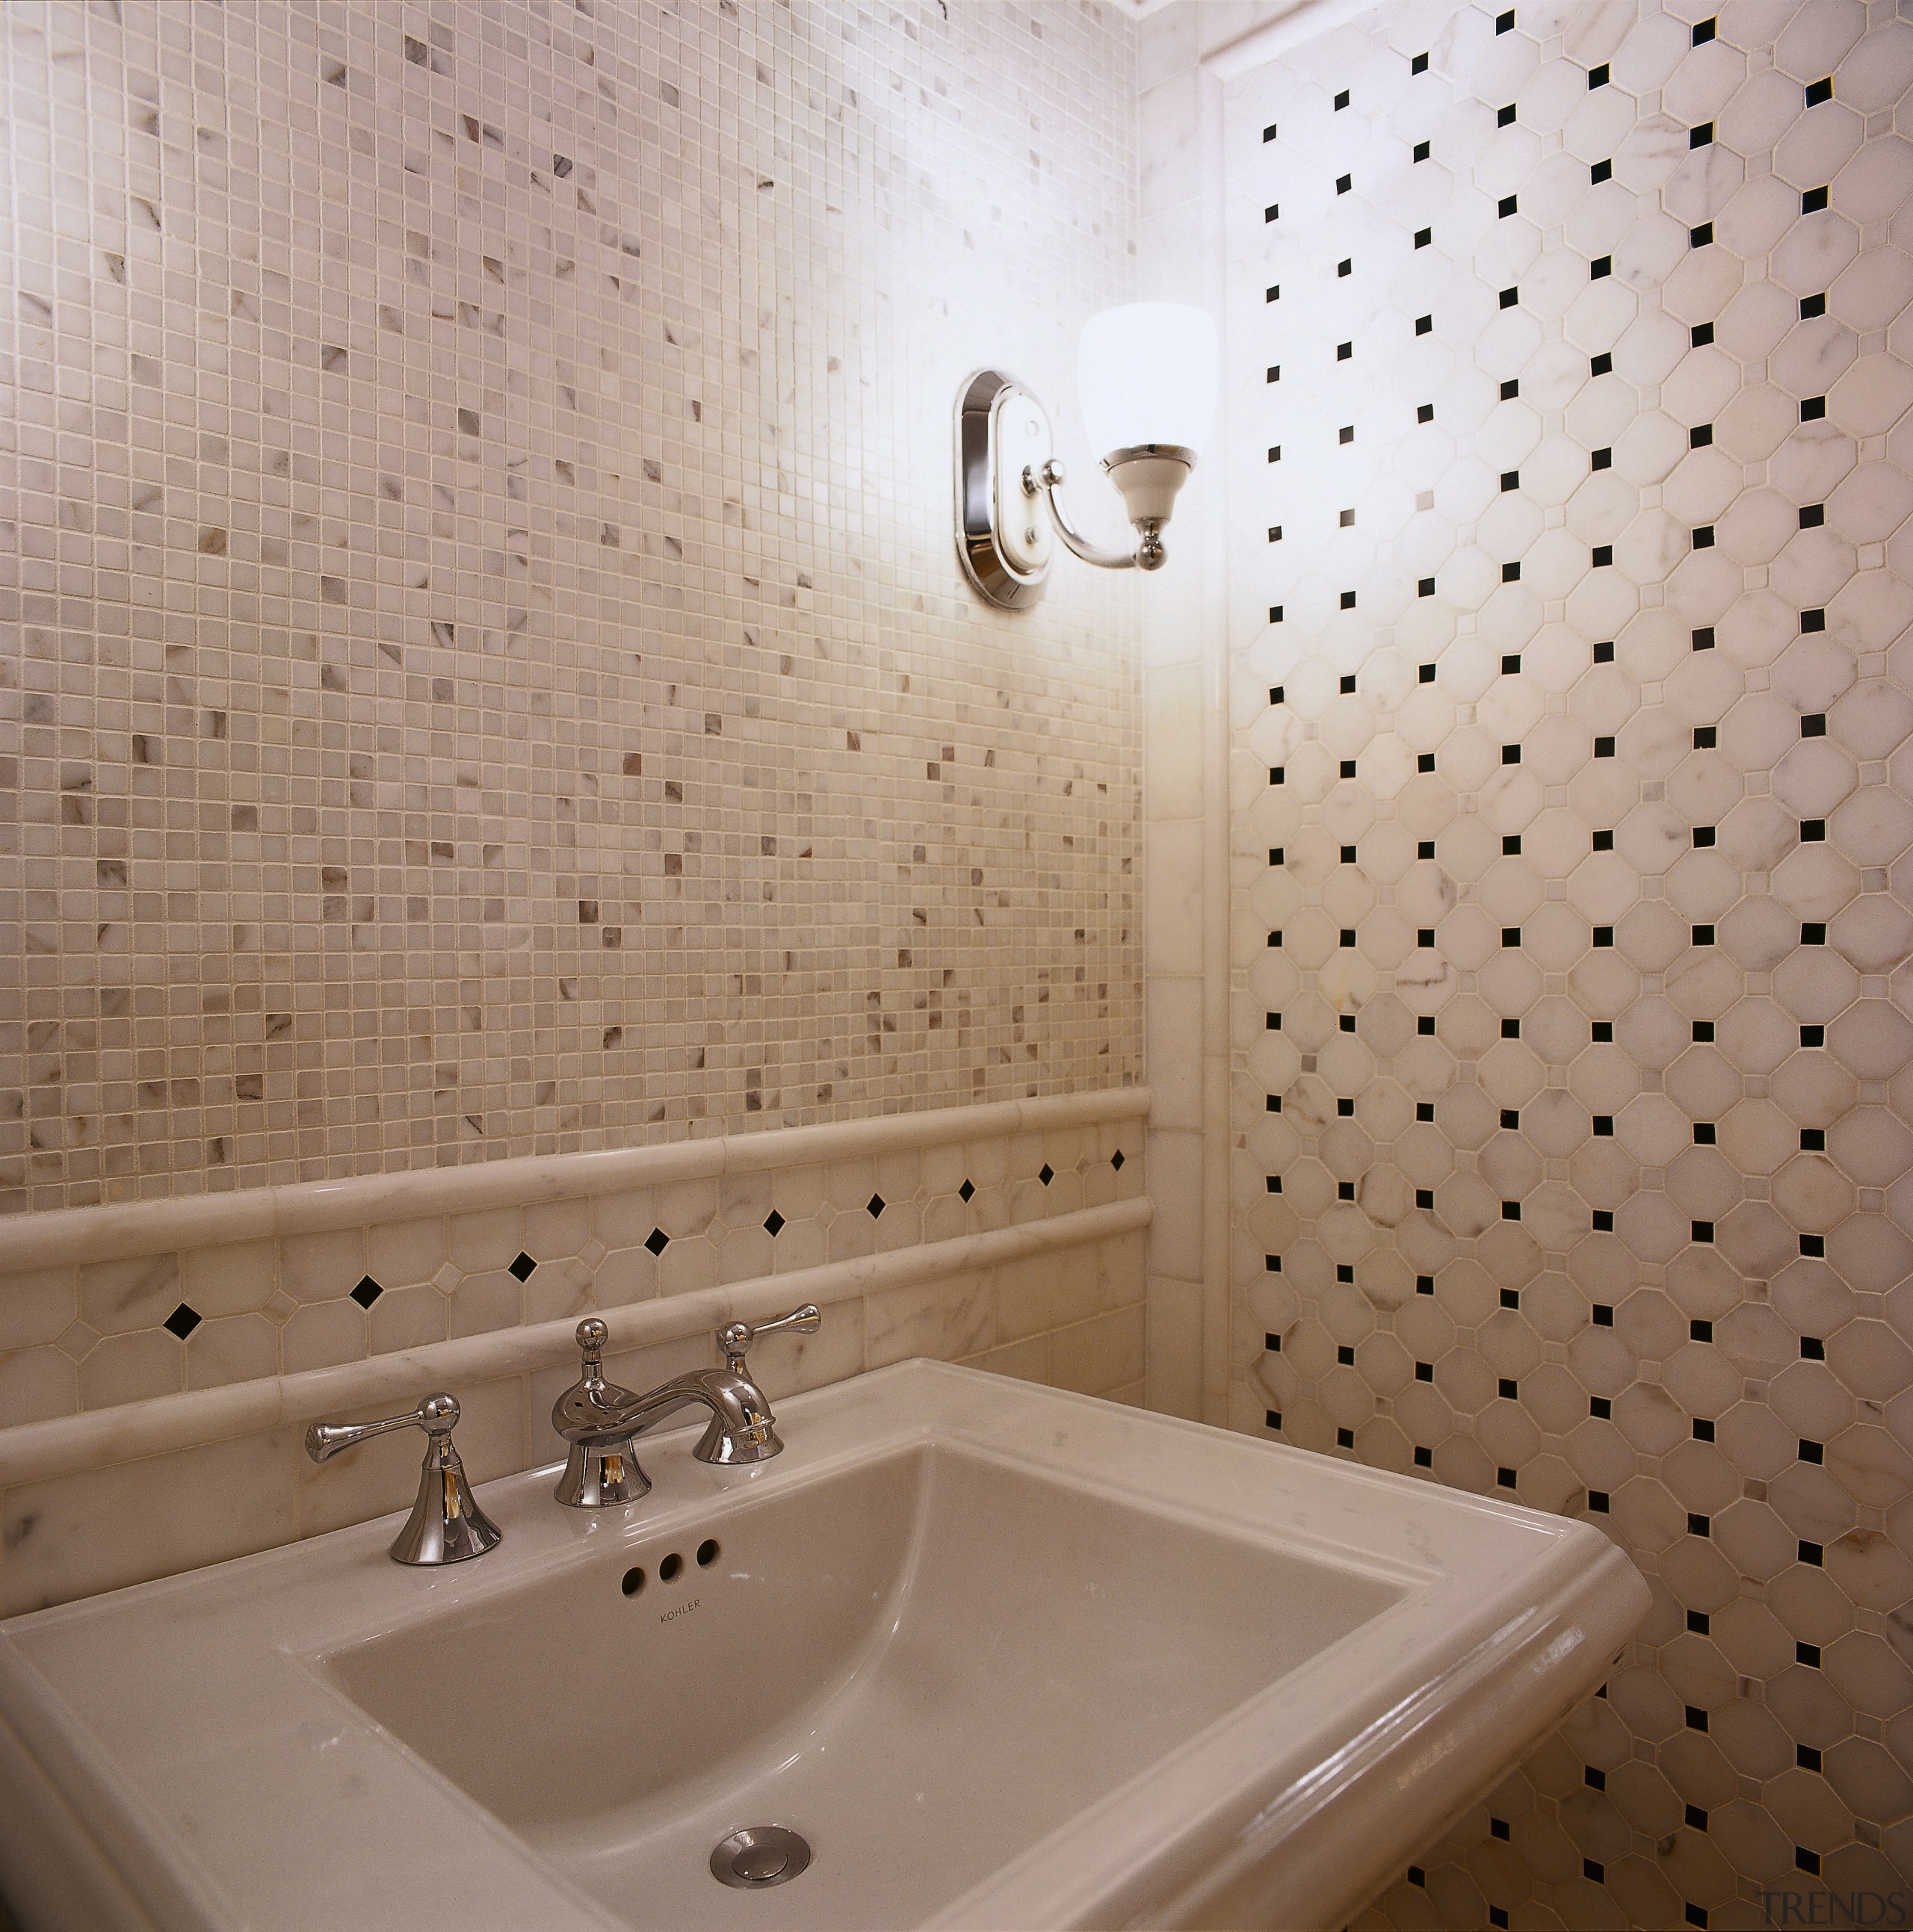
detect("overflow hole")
(660, 1551), (684, 1582)
(620, 1566), (646, 1597)
(697, 1538), (720, 1567)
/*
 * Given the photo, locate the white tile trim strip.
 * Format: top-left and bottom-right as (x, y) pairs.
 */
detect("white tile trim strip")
(0, 1195), (1153, 1489)
(0, 1089), (1150, 1275)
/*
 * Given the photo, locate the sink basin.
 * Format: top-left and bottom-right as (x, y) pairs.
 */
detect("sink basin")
(0, 1360), (1647, 1931)
(329, 1440), (1400, 1928)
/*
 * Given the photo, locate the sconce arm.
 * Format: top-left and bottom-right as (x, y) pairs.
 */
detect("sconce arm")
(1025, 460), (1153, 572)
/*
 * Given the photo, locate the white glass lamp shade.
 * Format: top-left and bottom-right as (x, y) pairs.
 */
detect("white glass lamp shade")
(1076, 302), (1220, 462)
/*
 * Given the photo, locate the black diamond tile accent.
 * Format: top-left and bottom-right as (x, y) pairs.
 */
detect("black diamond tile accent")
(764, 1209), (785, 1236)
(644, 1227), (670, 1255)
(1110, 1149), (1125, 1170)
(164, 1302), (202, 1340)
(867, 1193), (886, 1218)
(509, 1251), (537, 1281)
(1039, 1163), (1054, 1185)
(959, 1179), (975, 1202)
(350, 1274), (383, 1308)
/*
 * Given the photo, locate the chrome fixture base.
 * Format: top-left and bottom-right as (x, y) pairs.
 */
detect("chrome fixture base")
(954, 368), (1051, 610)
(554, 1440), (652, 1509)
(303, 1393), (503, 1567)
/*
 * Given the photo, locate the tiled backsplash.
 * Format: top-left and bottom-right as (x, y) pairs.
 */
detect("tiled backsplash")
(0, 0), (1143, 1215)
(0, 1090), (1150, 1611)
(1207, 0), (1911, 1919)
(0, 1092), (1143, 1423)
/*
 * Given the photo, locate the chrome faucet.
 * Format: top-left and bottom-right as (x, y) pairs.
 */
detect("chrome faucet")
(550, 1304), (820, 1508)
(304, 1393), (503, 1567)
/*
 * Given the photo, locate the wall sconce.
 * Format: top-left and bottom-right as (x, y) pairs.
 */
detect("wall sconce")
(954, 303), (1220, 610)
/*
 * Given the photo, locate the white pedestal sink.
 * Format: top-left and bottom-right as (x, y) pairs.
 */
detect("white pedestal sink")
(0, 1361), (1647, 1931)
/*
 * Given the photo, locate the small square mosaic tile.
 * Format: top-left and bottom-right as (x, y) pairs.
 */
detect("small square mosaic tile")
(0, 0), (1143, 1215)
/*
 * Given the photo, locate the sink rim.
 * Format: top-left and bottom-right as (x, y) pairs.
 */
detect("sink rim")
(312, 1422), (1438, 1671)
(0, 1359), (1649, 1932)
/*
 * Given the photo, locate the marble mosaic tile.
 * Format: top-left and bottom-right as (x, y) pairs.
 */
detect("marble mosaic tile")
(0, 0), (1143, 1214)
(1223, 0), (1913, 1920)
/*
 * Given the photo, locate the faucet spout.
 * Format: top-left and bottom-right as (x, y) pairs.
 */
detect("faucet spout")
(622, 1366), (782, 1466)
(549, 1316), (806, 1507)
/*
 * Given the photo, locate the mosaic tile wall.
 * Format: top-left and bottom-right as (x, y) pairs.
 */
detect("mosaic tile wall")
(1225, 0), (1913, 1922)
(0, 0), (1143, 1215)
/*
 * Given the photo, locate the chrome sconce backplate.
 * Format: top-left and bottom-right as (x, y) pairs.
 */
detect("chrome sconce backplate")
(954, 368), (1054, 610)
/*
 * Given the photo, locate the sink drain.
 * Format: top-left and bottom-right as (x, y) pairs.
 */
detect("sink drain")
(710, 1824), (812, 1889)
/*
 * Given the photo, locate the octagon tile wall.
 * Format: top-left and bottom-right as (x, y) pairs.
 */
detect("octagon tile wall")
(1220, 0), (1912, 1921)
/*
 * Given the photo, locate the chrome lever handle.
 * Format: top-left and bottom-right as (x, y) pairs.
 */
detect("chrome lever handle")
(304, 1391), (462, 1464)
(303, 1393), (502, 1566)
(718, 1304), (820, 1375)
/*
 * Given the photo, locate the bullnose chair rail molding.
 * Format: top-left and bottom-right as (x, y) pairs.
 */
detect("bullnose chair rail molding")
(0, 1196), (1153, 1490)
(0, 1088), (1149, 1275)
